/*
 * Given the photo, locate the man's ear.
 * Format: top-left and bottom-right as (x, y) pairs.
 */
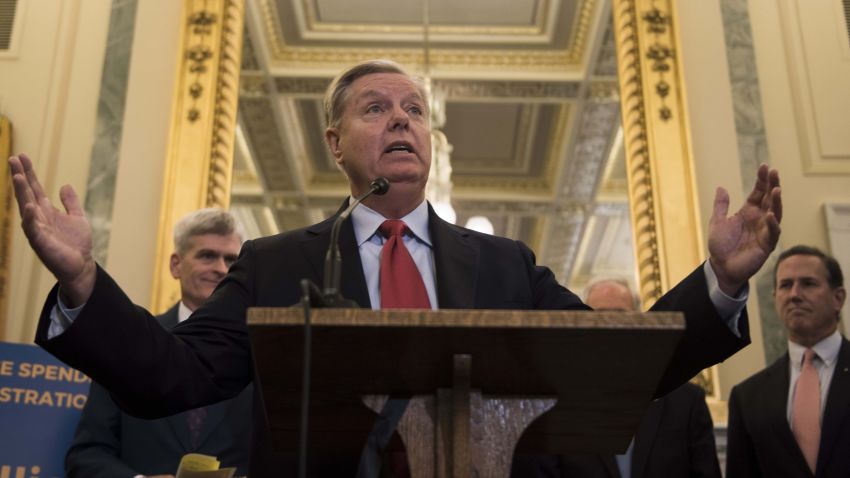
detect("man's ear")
(834, 286), (847, 315)
(169, 253), (181, 280)
(325, 128), (343, 163)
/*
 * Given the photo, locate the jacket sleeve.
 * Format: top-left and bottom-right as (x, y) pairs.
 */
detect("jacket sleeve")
(65, 382), (139, 478)
(35, 241), (259, 418)
(725, 385), (761, 478)
(649, 264), (750, 397)
(685, 385), (722, 478)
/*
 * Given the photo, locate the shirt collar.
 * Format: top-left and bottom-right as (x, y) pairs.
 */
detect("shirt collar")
(177, 301), (193, 323)
(351, 199), (432, 246)
(788, 329), (842, 369)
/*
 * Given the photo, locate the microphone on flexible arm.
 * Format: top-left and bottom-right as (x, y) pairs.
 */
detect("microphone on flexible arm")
(321, 176), (391, 307)
(295, 176), (390, 478)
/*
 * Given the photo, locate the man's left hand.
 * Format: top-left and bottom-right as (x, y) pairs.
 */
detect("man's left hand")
(708, 163), (782, 296)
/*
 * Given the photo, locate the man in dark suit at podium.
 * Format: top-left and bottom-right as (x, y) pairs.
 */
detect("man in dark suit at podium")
(10, 59), (782, 477)
(559, 279), (721, 478)
(65, 209), (253, 478)
(726, 245), (849, 478)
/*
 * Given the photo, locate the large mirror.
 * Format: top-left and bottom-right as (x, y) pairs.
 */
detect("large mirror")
(154, 0), (714, 403)
(229, 0), (633, 296)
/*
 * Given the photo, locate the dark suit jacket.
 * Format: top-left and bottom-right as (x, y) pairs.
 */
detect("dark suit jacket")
(64, 304), (253, 477)
(558, 382), (720, 478)
(36, 204), (750, 478)
(726, 337), (850, 478)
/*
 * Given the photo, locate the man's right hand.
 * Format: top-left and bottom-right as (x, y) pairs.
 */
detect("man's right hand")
(8, 153), (95, 306)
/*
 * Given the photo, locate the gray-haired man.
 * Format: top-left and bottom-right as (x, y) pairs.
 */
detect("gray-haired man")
(65, 209), (252, 478)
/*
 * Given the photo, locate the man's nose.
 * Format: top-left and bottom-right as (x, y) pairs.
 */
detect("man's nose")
(213, 257), (229, 275)
(789, 282), (803, 298)
(388, 105), (410, 130)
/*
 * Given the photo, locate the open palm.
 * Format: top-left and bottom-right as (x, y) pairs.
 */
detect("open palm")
(9, 154), (96, 304)
(708, 164), (782, 295)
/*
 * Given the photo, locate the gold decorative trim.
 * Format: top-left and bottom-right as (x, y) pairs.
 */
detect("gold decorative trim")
(613, 0), (662, 305)
(259, 0), (597, 71)
(0, 116), (12, 338)
(151, 0), (245, 314)
(613, 0), (718, 403)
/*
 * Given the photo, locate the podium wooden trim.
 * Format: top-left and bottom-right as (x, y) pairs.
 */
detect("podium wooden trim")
(247, 308), (684, 477)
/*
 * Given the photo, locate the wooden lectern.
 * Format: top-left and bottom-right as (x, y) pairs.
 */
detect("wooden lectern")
(247, 308), (683, 477)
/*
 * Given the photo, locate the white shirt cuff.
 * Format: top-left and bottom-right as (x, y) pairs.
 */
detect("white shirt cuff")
(46, 290), (84, 339)
(703, 260), (748, 337)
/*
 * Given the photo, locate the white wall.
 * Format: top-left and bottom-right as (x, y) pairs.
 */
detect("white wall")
(675, 0), (769, 400)
(1, 0), (111, 342)
(1, 0), (183, 342)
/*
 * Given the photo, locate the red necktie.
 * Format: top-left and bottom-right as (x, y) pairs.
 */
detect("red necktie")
(379, 220), (431, 309)
(792, 348), (820, 474)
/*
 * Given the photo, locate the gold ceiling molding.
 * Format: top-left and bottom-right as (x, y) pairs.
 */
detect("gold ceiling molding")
(240, 74), (270, 96)
(151, 0), (245, 314)
(437, 80), (580, 100)
(299, 0), (551, 37)
(258, 0), (598, 70)
(273, 77), (331, 95)
(0, 116), (11, 339)
(588, 80), (620, 100)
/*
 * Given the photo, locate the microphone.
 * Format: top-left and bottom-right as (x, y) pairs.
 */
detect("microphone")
(321, 177), (390, 306)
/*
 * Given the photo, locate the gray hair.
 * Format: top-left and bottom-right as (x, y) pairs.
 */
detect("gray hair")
(323, 59), (429, 129)
(583, 278), (640, 310)
(173, 208), (243, 256)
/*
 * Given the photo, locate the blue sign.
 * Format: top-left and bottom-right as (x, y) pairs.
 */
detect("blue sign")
(0, 341), (90, 478)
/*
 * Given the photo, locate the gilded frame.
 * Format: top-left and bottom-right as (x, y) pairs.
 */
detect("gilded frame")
(0, 116), (11, 339)
(153, 0), (720, 410)
(613, 0), (721, 413)
(150, 0), (245, 313)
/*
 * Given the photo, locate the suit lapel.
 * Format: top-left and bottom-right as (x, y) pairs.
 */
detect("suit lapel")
(300, 205), (371, 308)
(817, 338), (850, 473)
(630, 399), (663, 478)
(157, 304), (179, 329)
(428, 205), (478, 309)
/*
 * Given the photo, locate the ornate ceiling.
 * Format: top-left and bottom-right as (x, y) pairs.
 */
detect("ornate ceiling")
(232, 0), (636, 292)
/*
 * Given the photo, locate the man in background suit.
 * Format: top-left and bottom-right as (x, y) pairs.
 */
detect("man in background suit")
(10, 59), (782, 477)
(560, 279), (721, 478)
(64, 209), (252, 478)
(726, 245), (849, 477)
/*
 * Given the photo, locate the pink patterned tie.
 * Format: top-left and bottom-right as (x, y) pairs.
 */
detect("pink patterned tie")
(792, 348), (820, 474)
(379, 220), (431, 309)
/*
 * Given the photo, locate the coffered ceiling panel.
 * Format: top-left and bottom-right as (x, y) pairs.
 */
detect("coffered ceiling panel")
(313, 0), (541, 27)
(256, 0), (598, 75)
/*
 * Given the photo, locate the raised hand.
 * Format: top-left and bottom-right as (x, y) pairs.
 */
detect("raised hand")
(8, 153), (96, 306)
(708, 163), (782, 296)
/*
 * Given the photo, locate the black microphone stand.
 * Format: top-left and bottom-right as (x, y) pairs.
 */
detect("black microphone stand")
(296, 177), (390, 478)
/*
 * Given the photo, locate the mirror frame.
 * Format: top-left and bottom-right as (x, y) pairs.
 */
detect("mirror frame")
(0, 115), (12, 337)
(150, 0), (720, 408)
